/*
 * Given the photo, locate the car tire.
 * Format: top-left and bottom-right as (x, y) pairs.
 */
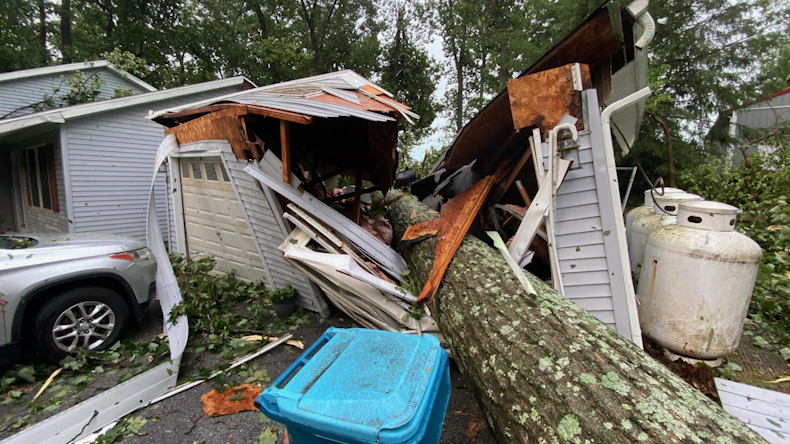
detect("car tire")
(32, 286), (129, 363)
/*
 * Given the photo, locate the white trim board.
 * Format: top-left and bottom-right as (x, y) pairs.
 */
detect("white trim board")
(716, 378), (790, 443)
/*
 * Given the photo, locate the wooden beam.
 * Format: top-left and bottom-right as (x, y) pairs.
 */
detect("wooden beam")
(280, 119), (291, 184)
(247, 106), (313, 125)
(352, 168), (363, 224)
(164, 106), (250, 136)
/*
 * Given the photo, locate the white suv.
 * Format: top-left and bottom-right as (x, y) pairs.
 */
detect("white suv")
(0, 233), (156, 365)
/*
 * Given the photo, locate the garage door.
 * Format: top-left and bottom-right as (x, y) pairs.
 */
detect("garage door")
(180, 157), (268, 283)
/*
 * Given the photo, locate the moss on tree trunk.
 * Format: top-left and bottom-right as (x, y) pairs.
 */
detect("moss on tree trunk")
(386, 191), (764, 443)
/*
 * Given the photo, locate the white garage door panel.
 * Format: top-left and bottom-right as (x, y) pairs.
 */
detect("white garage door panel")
(180, 158), (267, 283)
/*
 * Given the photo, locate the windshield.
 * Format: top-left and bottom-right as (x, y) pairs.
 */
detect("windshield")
(0, 236), (39, 249)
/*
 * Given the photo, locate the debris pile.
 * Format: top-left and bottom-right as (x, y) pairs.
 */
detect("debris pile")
(245, 152), (445, 346)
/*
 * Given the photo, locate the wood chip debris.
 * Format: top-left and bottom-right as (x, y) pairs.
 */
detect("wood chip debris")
(201, 384), (263, 417)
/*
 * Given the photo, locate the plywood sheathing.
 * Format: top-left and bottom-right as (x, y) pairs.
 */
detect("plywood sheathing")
(159, 103), (312, 126)
(507, 63), (592, 138)
(165, 107), (251, 159)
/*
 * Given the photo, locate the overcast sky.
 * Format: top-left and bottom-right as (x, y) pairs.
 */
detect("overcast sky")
(410, 34), (451, 159)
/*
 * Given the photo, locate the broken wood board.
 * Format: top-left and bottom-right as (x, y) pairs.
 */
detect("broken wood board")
(245, 151), (407, 279)
(400, 218), (442, 248)
(405, 175), (497, 304)
(507, 63), (592, 138)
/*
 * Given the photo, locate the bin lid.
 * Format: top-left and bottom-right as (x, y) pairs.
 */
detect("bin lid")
(263, 328), (442, 443)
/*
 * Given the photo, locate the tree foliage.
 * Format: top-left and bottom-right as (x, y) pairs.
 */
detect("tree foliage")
(0, 0), (441, 146)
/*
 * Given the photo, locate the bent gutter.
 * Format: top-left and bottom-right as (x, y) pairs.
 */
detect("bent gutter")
(601, 87), (652, 348)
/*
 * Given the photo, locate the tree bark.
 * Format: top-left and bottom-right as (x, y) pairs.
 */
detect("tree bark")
(38, 0), (48, 65)
(61, 0), (72, 63)
(385, 191), (765, 443)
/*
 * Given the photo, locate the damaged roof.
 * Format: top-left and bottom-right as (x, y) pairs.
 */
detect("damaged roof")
(150, 70), (418, 125)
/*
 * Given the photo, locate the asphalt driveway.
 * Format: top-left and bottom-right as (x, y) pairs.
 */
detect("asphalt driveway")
(116, 302), (497, 444)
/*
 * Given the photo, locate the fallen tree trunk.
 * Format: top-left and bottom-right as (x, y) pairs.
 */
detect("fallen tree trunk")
(385, 191), (764, 443)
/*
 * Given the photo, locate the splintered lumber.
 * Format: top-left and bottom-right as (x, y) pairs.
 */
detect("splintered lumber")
(385, 191), (765, 443)
(405, 175), (496, 304)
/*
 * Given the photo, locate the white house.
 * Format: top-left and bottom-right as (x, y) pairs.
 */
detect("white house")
(0, 61), (254, 238)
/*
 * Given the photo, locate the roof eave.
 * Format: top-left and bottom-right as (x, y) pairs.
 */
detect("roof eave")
(0, 77), (251, 138)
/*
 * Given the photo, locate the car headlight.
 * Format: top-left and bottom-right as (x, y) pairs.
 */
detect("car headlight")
(110, 247), (152, 262)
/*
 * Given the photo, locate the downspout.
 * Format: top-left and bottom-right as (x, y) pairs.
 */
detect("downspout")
(600, 87), (652, 348)
(634, 12), (656, 50)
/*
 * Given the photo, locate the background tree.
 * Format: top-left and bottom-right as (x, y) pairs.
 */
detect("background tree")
(379, 4), (441, 155)
(622, 0), (790, 194)
(0, 0), (48, 71)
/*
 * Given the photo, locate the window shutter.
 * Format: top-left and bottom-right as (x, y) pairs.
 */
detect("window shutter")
(46, 143), (59, 213)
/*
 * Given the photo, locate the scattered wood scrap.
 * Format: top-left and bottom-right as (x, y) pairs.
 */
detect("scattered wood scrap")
(201, 384), (263, 417)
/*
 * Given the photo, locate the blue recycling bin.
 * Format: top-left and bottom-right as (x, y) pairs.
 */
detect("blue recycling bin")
(255, 327), (451, 444)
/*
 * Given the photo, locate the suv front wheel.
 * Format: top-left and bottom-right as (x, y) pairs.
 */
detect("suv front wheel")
(32, 286), (129, 362)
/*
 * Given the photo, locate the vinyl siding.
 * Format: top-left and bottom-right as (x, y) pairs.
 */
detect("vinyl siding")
(737, 92), (790, 129)
(61, 86), (243, 240)
(167, 163), (178, 252)
(542, 133), (618, 332)
(4, 129), (70, 233)
(0, 68), (148, 119)
(731, 91), (790, 166)
(535, 90), (637, 340)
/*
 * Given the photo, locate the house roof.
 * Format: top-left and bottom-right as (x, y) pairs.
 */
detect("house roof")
(0, 60), (157, 93)
(150, 70), (417, 125)
(728, 87), (790, 114)
(0, 76), (255, 138)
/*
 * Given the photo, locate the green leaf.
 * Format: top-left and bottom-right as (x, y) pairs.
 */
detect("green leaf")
(16, 366), (36, 383)
(753, 336), (771, 349)
(255, 427), (278, 444)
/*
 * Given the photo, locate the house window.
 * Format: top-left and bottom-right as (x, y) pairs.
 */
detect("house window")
(25, 145), (58, 212)
(204, 161), (219, 182)
(219, 163), (230, 183)
(191, 162), (203, 180)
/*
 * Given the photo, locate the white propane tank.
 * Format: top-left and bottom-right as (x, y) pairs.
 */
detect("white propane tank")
(637, 201), (762, 359)
(629, 192), (702, 286)
(626, 188), (684, 248)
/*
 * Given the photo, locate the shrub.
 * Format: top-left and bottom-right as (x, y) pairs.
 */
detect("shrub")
(679, 137), (790, 348)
